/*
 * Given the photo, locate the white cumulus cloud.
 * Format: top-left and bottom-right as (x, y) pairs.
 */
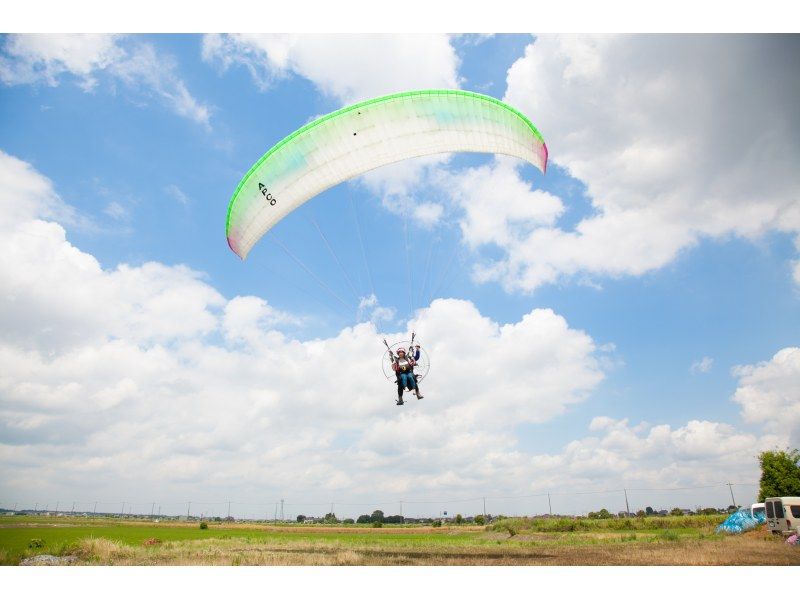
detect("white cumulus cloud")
(0, 34), (211, 126)
(690, 357), (714, 374)
(202, 33), (460, 105)
(487, 34), (800, 292)
(0, 150), (610, 513)
(732, 347), (800, 445)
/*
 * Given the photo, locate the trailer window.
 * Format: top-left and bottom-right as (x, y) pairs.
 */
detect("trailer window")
(774, 501), (784, 518)
(791, 505), (800, 518)
(766, 502), (774, 518)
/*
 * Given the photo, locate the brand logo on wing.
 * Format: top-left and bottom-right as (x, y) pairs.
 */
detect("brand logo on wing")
(259, 183), (277, 206)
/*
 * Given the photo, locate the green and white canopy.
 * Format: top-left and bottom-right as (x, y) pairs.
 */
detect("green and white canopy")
(226, 89), (548, 259)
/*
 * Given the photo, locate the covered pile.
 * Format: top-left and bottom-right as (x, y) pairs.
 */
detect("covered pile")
(716, 508), (766, 534)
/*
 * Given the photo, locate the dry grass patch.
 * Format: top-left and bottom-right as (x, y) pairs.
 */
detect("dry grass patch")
(62, 533), (800, 566)
(75, 538), (136, 562)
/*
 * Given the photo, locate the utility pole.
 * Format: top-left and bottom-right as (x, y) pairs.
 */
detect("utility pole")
(187, 501), (191, 518)
(280, 499), (284, 521)
(400, 500), (403, 517)
(157, 505), (161, 516)
(227, 501), (231, 519)
(483, 497), (486, 519)
(150, 502), (155, 517)
(624, 489), (630, 516)
(727, 482), (737, 508)
(121, 501), (125, 517)
(93, 501), (97, 516)
(71, 501), (75, 514)
(548, 493), (552, 516)
(34, 502), (38, 513)
(274, 502), (278, 522)
(55, 501), (59, 513)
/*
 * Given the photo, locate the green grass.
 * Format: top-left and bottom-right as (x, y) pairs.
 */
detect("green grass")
(0, 518), (483, 564)
(0, 514), (731, 565)
(491, 514), (725, 535)
(0, 522), (264, 564)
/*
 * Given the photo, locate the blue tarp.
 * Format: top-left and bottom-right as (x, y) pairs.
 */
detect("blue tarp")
(716, 508), (766, 534)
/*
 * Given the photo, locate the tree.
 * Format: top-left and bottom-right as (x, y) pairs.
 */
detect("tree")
(356, 514), (371, 524)
(645, 506), (654, 515)
(370, 510), (384, 523)
(454, 514), (464, 524)
(587, 508), (613, 520)
(670, 508), (684, 516)
(384, 515), (404, 524)
(474, 515), (486, 525)
(636, 510), (646, 518)
(296, 515), (306, 523)
(323, 512), (339, 524)
(758, 449), (800, 501)
(342, 518), (354, 524)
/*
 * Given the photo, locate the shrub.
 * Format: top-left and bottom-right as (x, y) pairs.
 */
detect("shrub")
(454, 514), (463, 525)
(343, 518), (355, 524)
(199, 521), (208, 529)
(28, 538), (44, 549)
(474, 515), (486, 525)
(431, 520), (442, 528)
(660, 530), (680, 541)
(493, 520), (519, 537)
(371, 521), (383, 528)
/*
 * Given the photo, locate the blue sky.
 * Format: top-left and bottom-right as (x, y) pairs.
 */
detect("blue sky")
(1, 33), (798, 518)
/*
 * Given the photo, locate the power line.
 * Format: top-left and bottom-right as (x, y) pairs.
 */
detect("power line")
(11, 481), (759, 519)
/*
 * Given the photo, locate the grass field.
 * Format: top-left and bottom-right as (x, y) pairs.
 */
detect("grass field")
(2, 515), (798, 565)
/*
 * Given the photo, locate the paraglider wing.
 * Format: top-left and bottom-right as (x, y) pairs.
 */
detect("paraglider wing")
(226, 89), (548, 259)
